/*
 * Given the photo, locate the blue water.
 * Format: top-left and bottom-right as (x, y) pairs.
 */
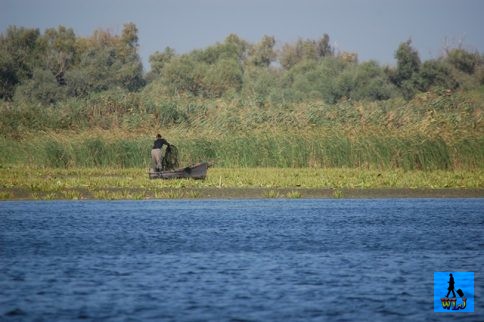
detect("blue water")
(0, 199), (483, 321)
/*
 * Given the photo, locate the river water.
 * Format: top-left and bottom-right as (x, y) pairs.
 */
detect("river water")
(1, 199), (482, 321)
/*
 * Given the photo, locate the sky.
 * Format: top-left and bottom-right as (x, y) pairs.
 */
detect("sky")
(1, 0), (483, 70)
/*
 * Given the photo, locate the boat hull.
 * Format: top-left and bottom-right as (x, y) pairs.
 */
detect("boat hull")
(149, 162), (208, 180)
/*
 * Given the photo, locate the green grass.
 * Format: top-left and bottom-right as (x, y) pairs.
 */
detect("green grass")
(0, 166), (482, 200)
(1, 134), (482, 170)
(1, 89), (482, 170)
(0, 90), (482, 200)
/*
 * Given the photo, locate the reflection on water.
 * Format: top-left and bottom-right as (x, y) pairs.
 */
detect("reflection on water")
(1, 199), (482, 321)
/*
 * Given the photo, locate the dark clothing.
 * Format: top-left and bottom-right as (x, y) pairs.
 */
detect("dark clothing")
(153, 138), (169, 149)
(448, 276), (455, 289)
(446, 276), (456, 298)
(446, 289), (456, 298)
(152, 138), (170, 171)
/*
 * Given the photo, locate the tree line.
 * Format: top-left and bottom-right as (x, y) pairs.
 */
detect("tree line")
(1, 23), (483, 106)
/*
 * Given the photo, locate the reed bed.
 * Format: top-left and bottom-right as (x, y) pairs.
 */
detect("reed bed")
(1, 89), (482, 186)
(1, 133), (481, 171)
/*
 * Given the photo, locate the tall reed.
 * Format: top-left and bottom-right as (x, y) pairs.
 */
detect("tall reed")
(3, 134), (479, 170)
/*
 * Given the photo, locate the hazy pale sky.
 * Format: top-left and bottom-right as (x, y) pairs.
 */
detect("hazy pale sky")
(1, 0), (483, 69)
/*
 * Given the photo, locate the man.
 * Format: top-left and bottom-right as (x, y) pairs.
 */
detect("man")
(151, 134), (170, 171)
(446, 273), (456, 298)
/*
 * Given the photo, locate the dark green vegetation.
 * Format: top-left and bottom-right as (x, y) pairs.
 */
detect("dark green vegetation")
(0, 23), (483, 172)
(1, 24), (482, 105)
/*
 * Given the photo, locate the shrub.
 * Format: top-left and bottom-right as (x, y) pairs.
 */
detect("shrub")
(417, 60), (458, 91)
(14, 68), (67, 105)
(44, 139), (71, 167)
(446, 48), (480, 74)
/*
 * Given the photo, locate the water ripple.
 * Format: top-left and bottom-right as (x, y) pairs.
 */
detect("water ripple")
(0, 199), (482, 321)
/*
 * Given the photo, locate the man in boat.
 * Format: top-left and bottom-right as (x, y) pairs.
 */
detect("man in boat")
(151, 134), (170, 171)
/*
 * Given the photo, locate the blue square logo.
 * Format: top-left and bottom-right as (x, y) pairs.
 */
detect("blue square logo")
(434, 272), (474, 312)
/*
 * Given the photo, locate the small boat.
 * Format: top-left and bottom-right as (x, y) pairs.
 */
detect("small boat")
(149, 162), (209, 180)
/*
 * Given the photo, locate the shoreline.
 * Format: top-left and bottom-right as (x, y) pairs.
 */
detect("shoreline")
(1, 187), (483, 200)
(196, 187), (484, 199)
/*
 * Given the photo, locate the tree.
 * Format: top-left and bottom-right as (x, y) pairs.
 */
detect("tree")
(392, 40), (421, 99)
(446, 48), (480, 74)
(40, 26), (77, 85)
(224, 33), (250, 64)
(284, 57), (347, 103)
(120, 22), (138, 49)
(394, 40), (421, 84)
(241, 65), (281, 106)
(149, 47), (176, 73)
(0, 52), (18, 100)
(64, 24), (144, 95)
(146, 47), (176, 81)
(279, 38), (317, 70)
(203, 58), (243, 97)
(116, 23), (144, 91)
(416, 60), (458, 91)
(0, 26), (41, 99)
(279, 35), (333, 70)
(115, 49), (145, 91)
(66, 47), (121, 94)
(248, 35), (276, 67)
(279, 42), (299, 70)
(317, 34), (334, 58)
(14, 68), (66, 105)
(162, 56), (205, 96)
(334, 61), (396, 101)
(190, 37), (245, 66)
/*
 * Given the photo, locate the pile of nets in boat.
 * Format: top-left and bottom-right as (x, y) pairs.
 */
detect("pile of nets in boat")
(162, 144), (179, 170)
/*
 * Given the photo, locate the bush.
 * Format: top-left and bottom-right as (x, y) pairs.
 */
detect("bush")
(334, 61), (396, 101)
(14, 68), (66, 105)
(202, 58), (243, 97)
(446, 48), (480, 74)
(84, 138), (109, 166)
(417, 60), (458, 91)
(44, 139), (71, 167)
(157, 102), (188, 126)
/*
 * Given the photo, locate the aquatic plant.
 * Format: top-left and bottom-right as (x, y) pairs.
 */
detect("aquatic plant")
(0, 166), (482, 200)
(286, 191), (302, 199)
(263, 190), (281, 198)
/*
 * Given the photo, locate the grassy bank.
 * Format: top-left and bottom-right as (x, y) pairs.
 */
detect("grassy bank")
(0, 166), (482, 200)
(1, 89), (482, 200)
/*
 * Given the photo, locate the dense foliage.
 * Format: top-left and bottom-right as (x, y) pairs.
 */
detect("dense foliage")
(1, 23), (482, 106)
(0, 23), (483, 170)
(0, 24), (144, 104)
